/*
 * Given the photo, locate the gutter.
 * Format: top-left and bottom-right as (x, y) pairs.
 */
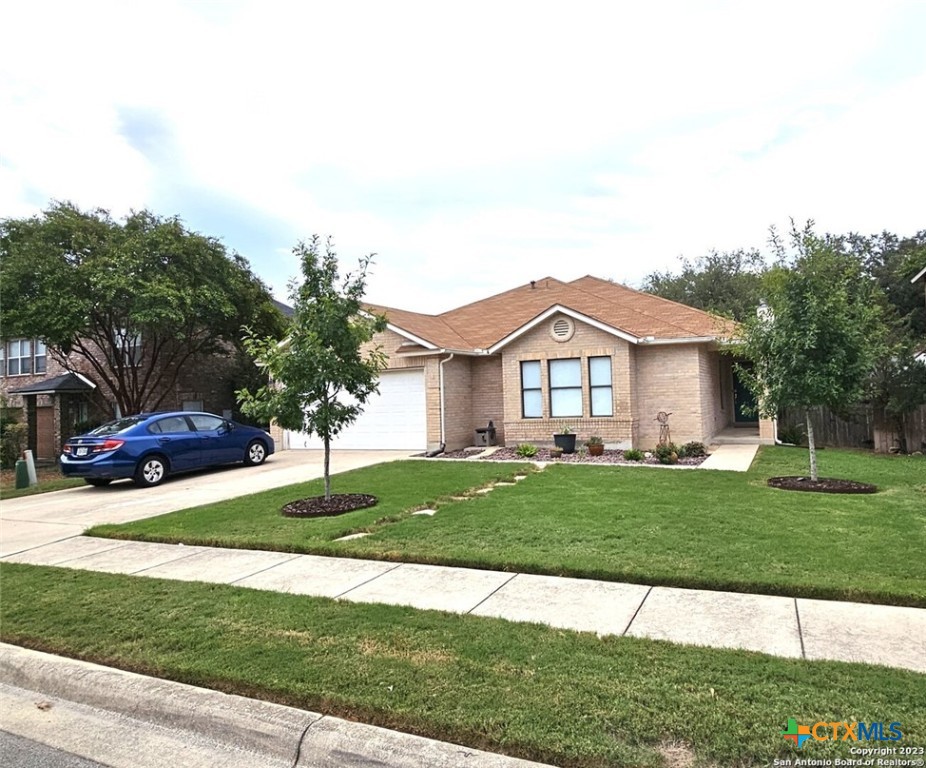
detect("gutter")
(430, 352), (455, 456)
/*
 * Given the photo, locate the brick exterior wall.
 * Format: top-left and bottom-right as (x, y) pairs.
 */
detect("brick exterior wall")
(499, 314), (637, 448)
(470, 356), (505, 445)
(1, 339), (248, 459)
(342, 317), (749, 453)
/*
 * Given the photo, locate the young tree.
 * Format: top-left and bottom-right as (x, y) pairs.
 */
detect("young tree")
(738, 222), (883, 480)
(237, 236), (386, 499)
(0, 202), (284, 416)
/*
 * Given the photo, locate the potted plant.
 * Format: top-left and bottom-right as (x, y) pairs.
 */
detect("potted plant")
(553, 426), (576, 454)
(585, 435), (604, 456)
(549, 446), (564, 459)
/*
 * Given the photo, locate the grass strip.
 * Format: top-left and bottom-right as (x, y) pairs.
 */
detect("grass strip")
(88, 460), (534, 552)
(90, 449), (926, 606)
(2, 563), (924, 768)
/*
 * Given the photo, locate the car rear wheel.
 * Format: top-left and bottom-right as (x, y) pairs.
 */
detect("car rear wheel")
(135, 455), (168, 487)
(244, 439), (268, 466)
(85, 478), (113, 487)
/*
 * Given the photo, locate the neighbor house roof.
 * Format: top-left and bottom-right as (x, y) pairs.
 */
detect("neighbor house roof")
(9, 372), (96, 395)
(367, 276), (736, 353)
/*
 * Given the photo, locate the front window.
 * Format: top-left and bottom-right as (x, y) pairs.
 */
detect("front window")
(521, 361), (542, 418)
(589, 356), (613, 416)
(549, 358), (582, 417)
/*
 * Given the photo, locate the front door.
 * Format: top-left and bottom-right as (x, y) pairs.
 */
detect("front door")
(733, 365), (758, 424)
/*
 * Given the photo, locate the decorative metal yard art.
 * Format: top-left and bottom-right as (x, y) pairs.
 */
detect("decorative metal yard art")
(656, 411), (672, 446)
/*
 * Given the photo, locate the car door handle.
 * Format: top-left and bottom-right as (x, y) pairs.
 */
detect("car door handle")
(158, 437), (172, 444)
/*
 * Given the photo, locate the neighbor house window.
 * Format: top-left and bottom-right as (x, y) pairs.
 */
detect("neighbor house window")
(6, 339), (33, 376)
(34, 340), (47, 374)
(549, 358), (582, 417)
(521, 361), (542, 418)
(589, 356), (613, 416)
(0, 345), (5, 377)
(116, 329), (143, 366)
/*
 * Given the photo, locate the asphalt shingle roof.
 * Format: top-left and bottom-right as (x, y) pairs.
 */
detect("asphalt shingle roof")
(368, 275), (735, 352)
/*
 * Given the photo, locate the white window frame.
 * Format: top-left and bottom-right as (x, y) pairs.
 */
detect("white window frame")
(589, 356), (613, 417)
(548, 358), (583, 418)
(6, 339), (33, 376)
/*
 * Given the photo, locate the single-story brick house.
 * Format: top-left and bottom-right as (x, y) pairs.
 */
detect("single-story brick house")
(280, 276), (774, 452)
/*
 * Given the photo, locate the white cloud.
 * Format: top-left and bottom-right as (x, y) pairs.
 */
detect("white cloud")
(2, 0), (923, 313)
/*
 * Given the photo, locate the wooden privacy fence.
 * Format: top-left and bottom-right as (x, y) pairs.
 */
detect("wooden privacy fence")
(778, 404), (926, 453)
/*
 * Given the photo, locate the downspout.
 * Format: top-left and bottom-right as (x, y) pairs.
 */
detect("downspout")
(425, 352), (454, 457)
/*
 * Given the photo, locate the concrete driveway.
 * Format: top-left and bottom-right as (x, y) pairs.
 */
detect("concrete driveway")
(0, 450), (412, 557)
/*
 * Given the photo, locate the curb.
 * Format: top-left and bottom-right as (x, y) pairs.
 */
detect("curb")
(0, 643), (553, 768)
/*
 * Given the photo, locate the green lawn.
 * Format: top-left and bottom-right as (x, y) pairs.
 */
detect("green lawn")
(0, 465), (83, 499)
(90, 447), (926, 607)
(3, 563), (923, 768)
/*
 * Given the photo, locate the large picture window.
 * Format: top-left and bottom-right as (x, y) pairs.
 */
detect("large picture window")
(589, 356), (613, 416)
(549, 358), (582, 417)
(521, 361), (542, 418)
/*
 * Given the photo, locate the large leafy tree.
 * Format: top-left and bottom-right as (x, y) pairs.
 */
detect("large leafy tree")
(0, 202), (284, 416)
(237, 236), (386, 499)
(738, 222), (883, 479)
(641, 248), (767, 322)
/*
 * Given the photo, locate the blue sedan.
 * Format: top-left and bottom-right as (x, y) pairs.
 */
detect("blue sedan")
(60, 411), (275, 487)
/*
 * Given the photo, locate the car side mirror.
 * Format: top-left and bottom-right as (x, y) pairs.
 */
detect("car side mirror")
(224, 421), (236, 432)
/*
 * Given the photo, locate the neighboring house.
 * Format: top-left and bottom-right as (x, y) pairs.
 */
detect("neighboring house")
(279, 276), (774, 452)
(0, 336), (248, 461)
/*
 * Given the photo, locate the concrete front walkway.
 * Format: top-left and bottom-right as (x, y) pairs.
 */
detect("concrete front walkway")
(699, 443), (760, 471)
(4, 535), (924, 674)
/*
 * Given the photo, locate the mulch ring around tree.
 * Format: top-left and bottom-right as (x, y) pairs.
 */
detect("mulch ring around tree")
(281, 494), (378, 518)
(767, 476), (878, 494)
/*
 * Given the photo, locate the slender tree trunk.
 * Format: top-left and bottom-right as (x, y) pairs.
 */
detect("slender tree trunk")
(805, 410), (818, 481)
(323, 435), (331, 500)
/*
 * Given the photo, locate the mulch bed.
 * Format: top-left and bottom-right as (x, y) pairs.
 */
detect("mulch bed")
(281, 493), (378, 518)
(426, 447), (708, 467)
(767, 476), (878, 494)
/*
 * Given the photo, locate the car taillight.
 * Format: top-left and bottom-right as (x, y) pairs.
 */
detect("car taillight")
(94, 439), (125, 453)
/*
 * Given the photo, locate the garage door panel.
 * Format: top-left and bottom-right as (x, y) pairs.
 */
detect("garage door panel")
(286, 369), (426, 450)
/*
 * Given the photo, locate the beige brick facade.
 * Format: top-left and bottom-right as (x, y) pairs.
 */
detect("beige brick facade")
(361, 314), (754, 453)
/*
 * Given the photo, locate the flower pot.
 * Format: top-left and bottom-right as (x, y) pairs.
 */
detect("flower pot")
(549, 446), (563, 459)
(553, 433), (576, 454)
(587, 443), (604, 456)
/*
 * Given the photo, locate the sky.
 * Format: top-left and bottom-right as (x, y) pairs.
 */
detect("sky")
(2, 1), (925, 314)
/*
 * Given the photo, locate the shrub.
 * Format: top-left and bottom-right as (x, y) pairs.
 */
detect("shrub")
(682, 441), (706, 458)
(623, 448), (644, 461)
(515, 443), (538, 458)
(1, 422), (28, 469)
(585, 435), (603, 446)
(654, 443), (679, 465)
(777, 423), (805, 446)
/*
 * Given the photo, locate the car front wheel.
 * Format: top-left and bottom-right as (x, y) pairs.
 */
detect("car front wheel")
(244, 440), (268, 466)
(135, 455), (168, 487)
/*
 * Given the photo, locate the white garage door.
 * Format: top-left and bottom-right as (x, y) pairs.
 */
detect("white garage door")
(285, 369), (426, 450)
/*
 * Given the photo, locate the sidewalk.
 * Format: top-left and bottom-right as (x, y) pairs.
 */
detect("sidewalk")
(4, 534), (924, 673)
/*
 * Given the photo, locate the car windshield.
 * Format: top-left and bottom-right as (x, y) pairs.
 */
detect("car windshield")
(89, 416), (146, 436)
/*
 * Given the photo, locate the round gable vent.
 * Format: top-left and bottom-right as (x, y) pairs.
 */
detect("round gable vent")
(550, 316), (575, 342)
